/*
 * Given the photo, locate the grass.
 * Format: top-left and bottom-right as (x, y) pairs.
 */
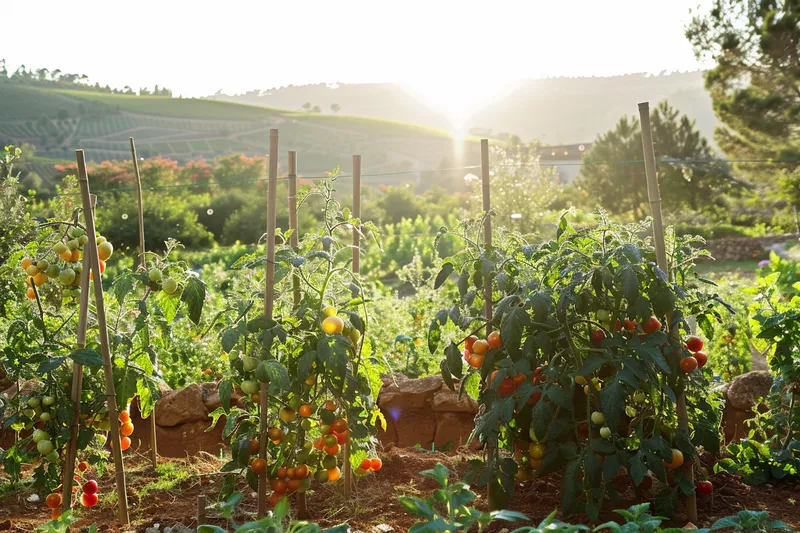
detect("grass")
(694, 259), (760, 278)
(137, 461), (195, 498)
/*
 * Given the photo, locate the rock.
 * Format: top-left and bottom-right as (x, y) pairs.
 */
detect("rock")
(372, 524), (395, 533)
(164, 524), (194, 533)
(130, 400), (227, 457)
(377, 410), (399, 446)
(0, 520), (11, 531)
(395, 410), (437, 448)
(433, 412), (474, 448)
(201, 382), (242, 412)
(682, 522), (697, 530)
(378, 374), (443, 411)
(432, 386), (478, 413)
(722, 404), (752, 443)
(155, 384), (209, 427)
(727, 371), (773, 411)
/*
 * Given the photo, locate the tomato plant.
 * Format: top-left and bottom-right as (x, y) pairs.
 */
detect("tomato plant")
(430, 212), (726, 518)
(209, 173), (385, 505)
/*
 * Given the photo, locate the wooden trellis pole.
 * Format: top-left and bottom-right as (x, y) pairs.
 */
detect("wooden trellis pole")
(288, 150), (308, 518)
(343, 154), (362, 500)
(638, 102), (697, 524)
(76, 150), (130, 524)
(62, 194), (95, 512)
(130, 137), (158, 468)
(257, 129), (279, 518)
(480, 139), (498, 510)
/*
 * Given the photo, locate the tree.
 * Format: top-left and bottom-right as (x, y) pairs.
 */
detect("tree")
(330, 103), (340, 113)
(302, 102), (312, 112)
(686, 1), (800, 177)
(578, 101), (738, 216)
(312, 105), (321, 113)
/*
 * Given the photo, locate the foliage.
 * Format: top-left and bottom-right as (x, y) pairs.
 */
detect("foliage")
(35, 510), (96, 533)
(431, 211), (725, 517)
(705, 510), (791, 532)
(199, 492), (348, 533)
(398, 463), (528, 533)
(578, 101), (739, 217)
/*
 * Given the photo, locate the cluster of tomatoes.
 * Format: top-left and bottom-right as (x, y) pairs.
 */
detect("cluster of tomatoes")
(114, 409), (134, 451)
(590, 313), (662, 345)
(45, 461), (98, 520)
(462, 331), (502, 369)
(20, 227), (114, 299)
(680, 336), (707, 373)
(145, 267), (182, 296)
(320, 306), (361, 345)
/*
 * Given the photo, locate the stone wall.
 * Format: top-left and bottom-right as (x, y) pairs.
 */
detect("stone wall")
(719, 371), (773, 443)
(704, 234), (797, 262)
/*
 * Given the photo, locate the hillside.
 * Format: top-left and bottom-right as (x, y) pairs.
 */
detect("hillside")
(213, 71), (718, 145)
(0, 84), (472, 186)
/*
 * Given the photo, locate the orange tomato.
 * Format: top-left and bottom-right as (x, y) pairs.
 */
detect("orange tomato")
(472, 339), (489, 355)
(370, 458), (382, 471)
(46, 493), (63, 509)
(251, 458), (267, 475)
(313, 437), (324, 450)
(294, 464), (309, 478)
(270, 478), (287, 493)
(331, 418), (348, 433)
(26, 287), (35, 299)
(268, 491), (284, 507)
(249, 438), (260, 455)
(298, 404), (312, 417)
(77, 461), (89, 472)
(51, 508), (63, 520)
(70, 249), (81, 262)
(287, 478), (302, 492)
(325, 444), (340, 455)
(487, 331), (502, 350)
(276, 467), (288, 479)
(359, 458), (372, 470)
(323, 400), (338, 411)
(120, 436), (131, 451)
(327, 467), (342, 481)
(120, 422), (134, 437)
(119, 410), (130, 423)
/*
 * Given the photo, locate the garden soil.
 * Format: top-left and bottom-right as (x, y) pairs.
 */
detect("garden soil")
(0, 448), (798, 532)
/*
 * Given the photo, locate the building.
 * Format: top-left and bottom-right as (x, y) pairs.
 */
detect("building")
(537, 143), (592, 185)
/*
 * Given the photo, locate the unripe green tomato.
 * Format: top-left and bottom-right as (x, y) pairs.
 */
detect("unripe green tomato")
(46, 265), (60, 278)
(32, 429), (49, 443)
(53, 243), (68, 254)
(98, 420), (111, 431)
(42, 396), (55, 407)
(27, 397), (41, 408)
(240, 380), (259, 395)
(301, 419), (312, 431)
(591, 411), (605, 425)
(78, 235), (89, 246)
(148, 269), (162, 282)
(37, 439), (54, 455)
(284, 433), (297, 446)
(600, 426), (612, 439)
(40, 412), (52, 422)
(96, 235), (106, 245)
(68, 227), (84, 239)
(322, 454), (337, 470)
(162, 278), (179, 295)
(37, 259), (50, 271)
(625, 406), (637, 418)
(596, 309), (610, 322)
(289, 397), (302, 410)
(633, 391), (646, 404)
(66, 239), (79, 251)
(242, 357), (258, 372)
(45, 451), (59, 462)
(315, 469), (329, 483)
(349, 329), (361, 345)
(23, 408), (36, 419)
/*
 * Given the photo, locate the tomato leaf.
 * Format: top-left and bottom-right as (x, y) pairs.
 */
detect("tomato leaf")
(434, 261), (454, 289)
(444, 342), (463, 380)
(218, 380), (233, 414)
(629, 451), (647, 486)
(561, 459), (580, 513)
(500, 306), (530, 357)
(221, 328), (240, 353)
(621, 267), (639, 306)
(599, 379), (626, 431)
(37, 356), (67, 374)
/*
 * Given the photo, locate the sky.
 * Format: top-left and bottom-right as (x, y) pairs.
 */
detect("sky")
(1, 0), (712, 117)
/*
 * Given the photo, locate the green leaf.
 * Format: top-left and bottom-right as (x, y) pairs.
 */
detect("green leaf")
(181, 277), (206, 325)
(297, 351), (316, 382)
(444, 342), (463, 380)
(70, 348), (104, 367)
(599, 379), (626, 432)
(561, 459), (580, 513)
(434, 261), (454, 289)
(113, 272), (135, 304)
(37, 356), (67, 373)
(621, 267), (639, 306)
(219, 379), (233, 413)
(221, 328), (240, 353)
(501, 306), (531, 357)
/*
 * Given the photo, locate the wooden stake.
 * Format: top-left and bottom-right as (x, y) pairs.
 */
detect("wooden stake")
(196, 494), (206, 526)
(480, 139), (497, 510)
(76, 150), (130, 524)
(257, 129), (279, 518)
(638, 102), (697, 524)
(288, 150), (308, 519)
(343, 154), (362, 501)
(62, 194), (96, 512)
(130, 137), (158, 469)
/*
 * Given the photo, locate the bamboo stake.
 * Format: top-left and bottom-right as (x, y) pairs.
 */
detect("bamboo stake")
(130, 137), (158, 468)
(480, 139), (498, 510)
(62, 194), (96, 512)
(76, 150), (130, 524)
(343, 154), (362, 501)
(638, 102), (697, 524)
(196, 494), (206, 526)
(288, 150), (308, 518)
(257, 129), (279, 518)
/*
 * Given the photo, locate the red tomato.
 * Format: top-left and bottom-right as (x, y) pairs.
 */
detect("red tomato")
(463, 348), (471, 362)
(527, 391), (542, 405)
(613, 319), (622, 332)
(642, 316), (661, 334)
(487, 331), (502, 350)
(697, 480), (713, 496)
(590, 329), (606, 345)
(624, 318), (637, 331)
(80, 492), (98, 507)
(472, 339), (489, 355)
(638, 475), (653, 490)
(686, 336), (704, 352)
(82, 480), (98, 495)
(465, 335), (478, 352)
(694, 351), (708, 368)
(497, 378), (517, 397)
(680, 356), (699, 373)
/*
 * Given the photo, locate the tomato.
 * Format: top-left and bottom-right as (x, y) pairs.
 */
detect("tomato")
(487, 331), (502, 350)
(575, 375), (587, 386)
(596, 309), (610, 322)
(590, 329), (606, 345)
(298, 404), (312, 417)
(577, 422), (589, 436)
(472, 339), (489, 355)
(77, 461), (90, 472)
(322, 316), (344, 335)
(279, 407), (297, 423)
(370, 457), (382, 471)
(464, 335), (478, 352)
(694, 351), (708, 368)
(120, 422), (134, 437)
(295, 464), (309, 478)
(331, 418), (348, 433)
(325, 444), (340, 455)
(335, 431), (348, 445)
(590, 411), (605, 425)
(286, 467), (296, 479)
(497, 378), (517, 397)
(680, 356), (698, 373)
(80, 492), (98, 508)
(642, 316), (661, 334)
(527, 391), (542, 405)
(267, 427), (284, 442)
(51, 508), (63, 520)
(529, 442), (546, 460)
(512, 373), (526, 386)
(240, 380), (259, 395)
(26, 287), (35, 299)
(697, 480), (713, 496)
(665, 449), (684, 469)
(327, 467), (342, 481)
(287, 478), (302, 492)
(251, 458), (267, 475)
(270, 478), (287, 493)
(46, 493), (62, 509)
(323, 400), (338, 411)
(468, 354), (484, 369)
(313, 437), (324, 450)
(249, 438), (260, 455)
(322, 306), (337, 317)
(37, 440), (54, 455)
(623, 318), (637, 331)
(82, 480), (98, 495)
(638, 475), (653, 490)
(686, 336), (704, 353)
(268, 492), (284, 507)
(599, 427), (612, 439)
(463, 348), (471, 362)
(119, 410), (130, 423)
(613, 319), (622, 332)
(120, 436), (131, 451)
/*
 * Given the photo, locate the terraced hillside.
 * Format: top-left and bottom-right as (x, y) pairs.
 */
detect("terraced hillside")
(0, 84), (474, 185)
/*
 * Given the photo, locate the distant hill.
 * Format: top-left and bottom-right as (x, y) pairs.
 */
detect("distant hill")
(0, 83), (475, 188)
(213, 71), (717, 145)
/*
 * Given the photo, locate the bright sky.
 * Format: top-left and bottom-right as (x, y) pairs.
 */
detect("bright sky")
(1, 0), (712, 118)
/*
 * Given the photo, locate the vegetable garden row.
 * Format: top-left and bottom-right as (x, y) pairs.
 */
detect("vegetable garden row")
(0, 102), (798, 532)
